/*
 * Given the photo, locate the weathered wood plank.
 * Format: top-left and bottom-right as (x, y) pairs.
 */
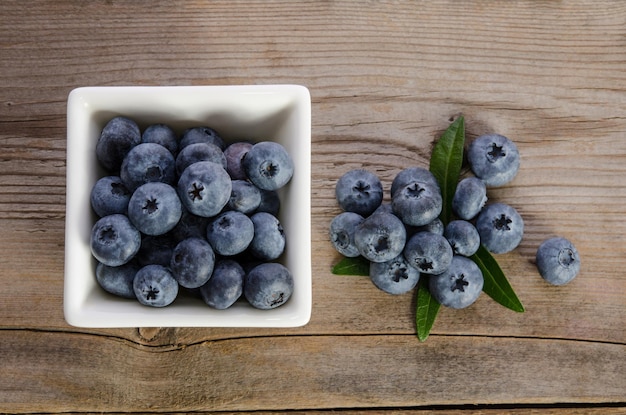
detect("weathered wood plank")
(1, 331), (624, 412)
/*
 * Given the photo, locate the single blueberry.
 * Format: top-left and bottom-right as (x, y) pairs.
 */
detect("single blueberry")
(335, 169), (383, 216)
(403, 231), (453, 275)
(96, 116), (141, 172)
(429, 255), (484, 309)
(133, 264), (179, 307)
(199, 259), (244, 309)
(142, 123), (178, 156)
(244, 262), (294, 309)
(354, 212), (406, 263)
(255, 189), (281, 216)
(467, 134), (520, 187)
(175, 142), (227, 176)
(127, 182), (182, 236)
(392, 179), (442, 227)
(536, 237), (581, 285)
(228, 179), (262, 214)
(95, 260), (140, 299)
(249, 212), (286, 260)
(413, 218), (445, 236)
(452, 176), (488, 220)
(120, 142), (176, 191)
(90, 214), (141, 267)
(90, 175), (131, 217)
(390, 167), (439, 198)
(224, 141), (253, 180)
(170, 237), (215, 289)
(243, 141), (294, 191)
(179, 126), (225, 150)
(444, 220), (481, 257)
(136, 234), (176, 267)
(475, 202), (524, 254)
(329, 211), (365, 258)
(369, 254), (420, 295)
(177, 161), (232, 217)
(207, 210), (254, 256)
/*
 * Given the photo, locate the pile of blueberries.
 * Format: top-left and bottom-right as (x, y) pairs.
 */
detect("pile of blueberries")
(90, 116), (295, 309)
(330, 133), (580, 309)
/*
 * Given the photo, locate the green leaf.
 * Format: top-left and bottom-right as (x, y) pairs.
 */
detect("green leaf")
(331, 256), (370, 276)
(429, 116), (465, 225)
(471, 245), (525, 312)
(415, 277), (441, 342)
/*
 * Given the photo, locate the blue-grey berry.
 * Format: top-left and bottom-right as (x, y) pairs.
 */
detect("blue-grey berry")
(95, 260), (139, 299)
(170, 237), (215, 289)
(390, 167), (439, 197)
(200, 259), (244, 309)
(175, 142), (227, 176)
(403, 231), (453, 275)
(335, 169), (383, 216)
(369, 254), (420, 295)
(180, 126), (224, 150)
(329, 211), (365, 257)
(467, 134), (520, 187)
(392, 180), (442, 227)
(475, 203), (524, 254)
(536, 237), (580, 285)
(243, 141), (294, 191)
(120, 142), (176, 191)
(354, 212), (406, 263)
(249, 212), (286, 261)
(96, 116), (141, 172)
(90, 214), (141, 267)
(142, 123), (178, 156)
(224, 141), (252, 180)
(452, 177), (488, 220)
(133, 264), (179, 307)
(177, 161), (232, 217)
(90, 176), (131, 217)
(429, 255), (484, 309)
(444, 220), (481, 257)
(413, 218), (445, 236)
(207, 210), (254, 256)
(228, 179), (262, 214)
(244, 262), (294, 309)
(256, 189), (281, 216)
(127, 182), (182, 236)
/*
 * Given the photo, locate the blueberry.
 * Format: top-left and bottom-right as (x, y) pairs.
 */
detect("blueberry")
(444, 220), (481, 257)
(96, 116), (141, 172)
(228, 179), (262, 214)
(369, 254), (420, 295)
(90, 175), (131, 217)
(413, 218), (445, 236)
(136, 234), (175, 267)
(475, 203), (524, 254)
(467, 134), (520, 187)
(429, 255), (484, 309)
(180, 126), (224, 150)
(256, 189), (281, 216)
(536, 237), (580, 285)
(354, 212), (406, 263)
(452, 177), (488, 220)
(120, 142), (176, 191)
(403, 231), (453, 275)
(133, 264), (179, 307)
(244, 262), (293, 309)
(199, 259), (244, 309)
(127, 182), (182, 236)
(170, 208), (210, 243)
(224, 141), (252, 180)
(206, 210), (254, 256)
(335, 169), (383, 216)
(177, 161), (232, 217)
(170, 237), (215, 289)
(142, 123), (178, 156)
(390, 167), (439, 198)
(175, 142), (227, 176)
(95, 260), (140, 299)
(392, 179), (442, 227)
(329, 211), (365, 257)
(90, 214), (141, 267)
(243, 141), (294, 191)
(249, 212), (286, 260)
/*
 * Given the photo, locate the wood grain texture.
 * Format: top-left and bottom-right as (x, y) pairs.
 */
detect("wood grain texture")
(0, 0), (625, 412)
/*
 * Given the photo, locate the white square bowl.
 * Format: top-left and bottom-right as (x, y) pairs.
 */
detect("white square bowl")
(64, 85), (311, 328)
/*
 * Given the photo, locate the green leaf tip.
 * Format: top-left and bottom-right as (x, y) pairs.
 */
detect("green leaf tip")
(415, 277), (441, 342)
(331, 256), (370, 276)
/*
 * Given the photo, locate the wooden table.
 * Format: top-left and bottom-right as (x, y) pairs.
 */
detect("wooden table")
(1, 1), (624, 413)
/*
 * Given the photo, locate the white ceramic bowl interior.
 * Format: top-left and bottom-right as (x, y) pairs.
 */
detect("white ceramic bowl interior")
(65, 85), (311, 328)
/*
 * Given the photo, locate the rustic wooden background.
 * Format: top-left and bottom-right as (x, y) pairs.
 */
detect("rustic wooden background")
(1, 1), (625, 413)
